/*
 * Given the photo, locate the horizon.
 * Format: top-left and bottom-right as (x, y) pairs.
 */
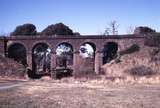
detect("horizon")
(1, 0), (160, 35)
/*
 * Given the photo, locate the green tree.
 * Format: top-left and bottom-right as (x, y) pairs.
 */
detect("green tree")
(11, 23), (37, 36)
(134, 26), (156, 34)
(41, 23), (73, 36)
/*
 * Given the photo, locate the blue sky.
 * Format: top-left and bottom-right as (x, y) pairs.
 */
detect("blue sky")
(0, 0), (160, 35)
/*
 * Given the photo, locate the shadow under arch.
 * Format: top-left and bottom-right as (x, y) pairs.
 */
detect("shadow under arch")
(32, 42), (51, 78)
(8, 43), (27, 66)
(103, 42), (118, 64)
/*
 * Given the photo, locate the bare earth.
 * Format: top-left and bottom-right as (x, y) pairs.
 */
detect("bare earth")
(0, 79), (160, 108)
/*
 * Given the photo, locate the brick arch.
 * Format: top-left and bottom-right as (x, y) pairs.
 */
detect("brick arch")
(55, 41), (74, 52)
(102, 41), (118, 47)
(79, 41), (96, 52)
(55, 42), (74, 68)
(7, 42), (27, 66)
(32, 42), (51, 75)
(102, 41), (118, 64)
(101, 41), (119, 51)
(31, 41), (51, 51)
(32, 42), (51, 51)
(7, 42), (28, 52)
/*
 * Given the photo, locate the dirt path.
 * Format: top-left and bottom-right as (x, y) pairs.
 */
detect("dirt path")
(0, 83), (25, 90)
(0, 79), (27, 90)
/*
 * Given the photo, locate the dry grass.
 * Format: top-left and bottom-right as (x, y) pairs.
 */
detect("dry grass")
(102, 46), (160, 79)
(1, 79), (160, 108)
(1, 44), (160, 107)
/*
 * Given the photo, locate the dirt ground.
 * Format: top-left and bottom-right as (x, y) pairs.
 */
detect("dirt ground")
(0, 78), (160, 108)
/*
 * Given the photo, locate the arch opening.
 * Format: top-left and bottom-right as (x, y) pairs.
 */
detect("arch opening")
(103, 42), (118, 64)
(55, 42), (73, 79)
(79, 42), (96, 58)
(56, 42), (73, 68)
(78, 42), (96, 76)
(8, 43), (27, 66)
(32, 43), (51, 76)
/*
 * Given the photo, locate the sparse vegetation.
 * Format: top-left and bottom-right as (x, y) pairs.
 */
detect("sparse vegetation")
(0, 55), (26, 78)
(119, 44), (140, 55)
(104, 20), (119, 35)
(124, 65), (155, 76)
(1, 80), (160, 108)
(102, 42), (160, 80)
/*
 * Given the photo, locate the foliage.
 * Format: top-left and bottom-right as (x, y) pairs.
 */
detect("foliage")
(8, 43), (27, 66)
(148, 48), (160, 62)
(134, 26), (156, 34)
(103, 42), (118, 64)
(41, 23), (74, 35)
(119, 44), (140, 55)
(124, 65), (155, 76)
(56, 43), (73, 67)
(79, 43), (94, 58)
(11, 23), (37, 36)
(0, 55), (26, 77)
(33, 44), (51, 74)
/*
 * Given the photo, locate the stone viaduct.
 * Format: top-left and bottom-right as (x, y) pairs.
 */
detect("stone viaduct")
(0, 35), (145, 77)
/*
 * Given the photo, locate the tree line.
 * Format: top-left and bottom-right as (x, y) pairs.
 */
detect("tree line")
(103, 20), (156, 35)
(9, 22), (156, 36)
(10, 23), (80, 36)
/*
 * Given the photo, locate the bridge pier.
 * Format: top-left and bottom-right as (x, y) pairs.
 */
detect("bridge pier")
(73, 50), (80, 77)
(95, 51), (103, 74)
(0, 37), (7, 57)
(51, 52), (56, 70)
(27, 51), (32, 69)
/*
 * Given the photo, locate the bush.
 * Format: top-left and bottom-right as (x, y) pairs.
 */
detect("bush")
(11, 23), (37, 36)
(41, 23), (74, 35)
(149, 48), (160, 62)
(0, 55), (26, 78)
(119, 44), (140, 55)
(124, 65), (155, 76)
(134, 26), (156, 34)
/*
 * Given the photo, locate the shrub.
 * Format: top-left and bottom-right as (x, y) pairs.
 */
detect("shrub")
(41, 23), (73, 35)
(0, 55), (26, 78)
(11, 23), (37, 36)
(119, 44), (140, 55)
(134, 26), (156, 34)
(124, 65), (155, 76)
(149, 48), (160, 62)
